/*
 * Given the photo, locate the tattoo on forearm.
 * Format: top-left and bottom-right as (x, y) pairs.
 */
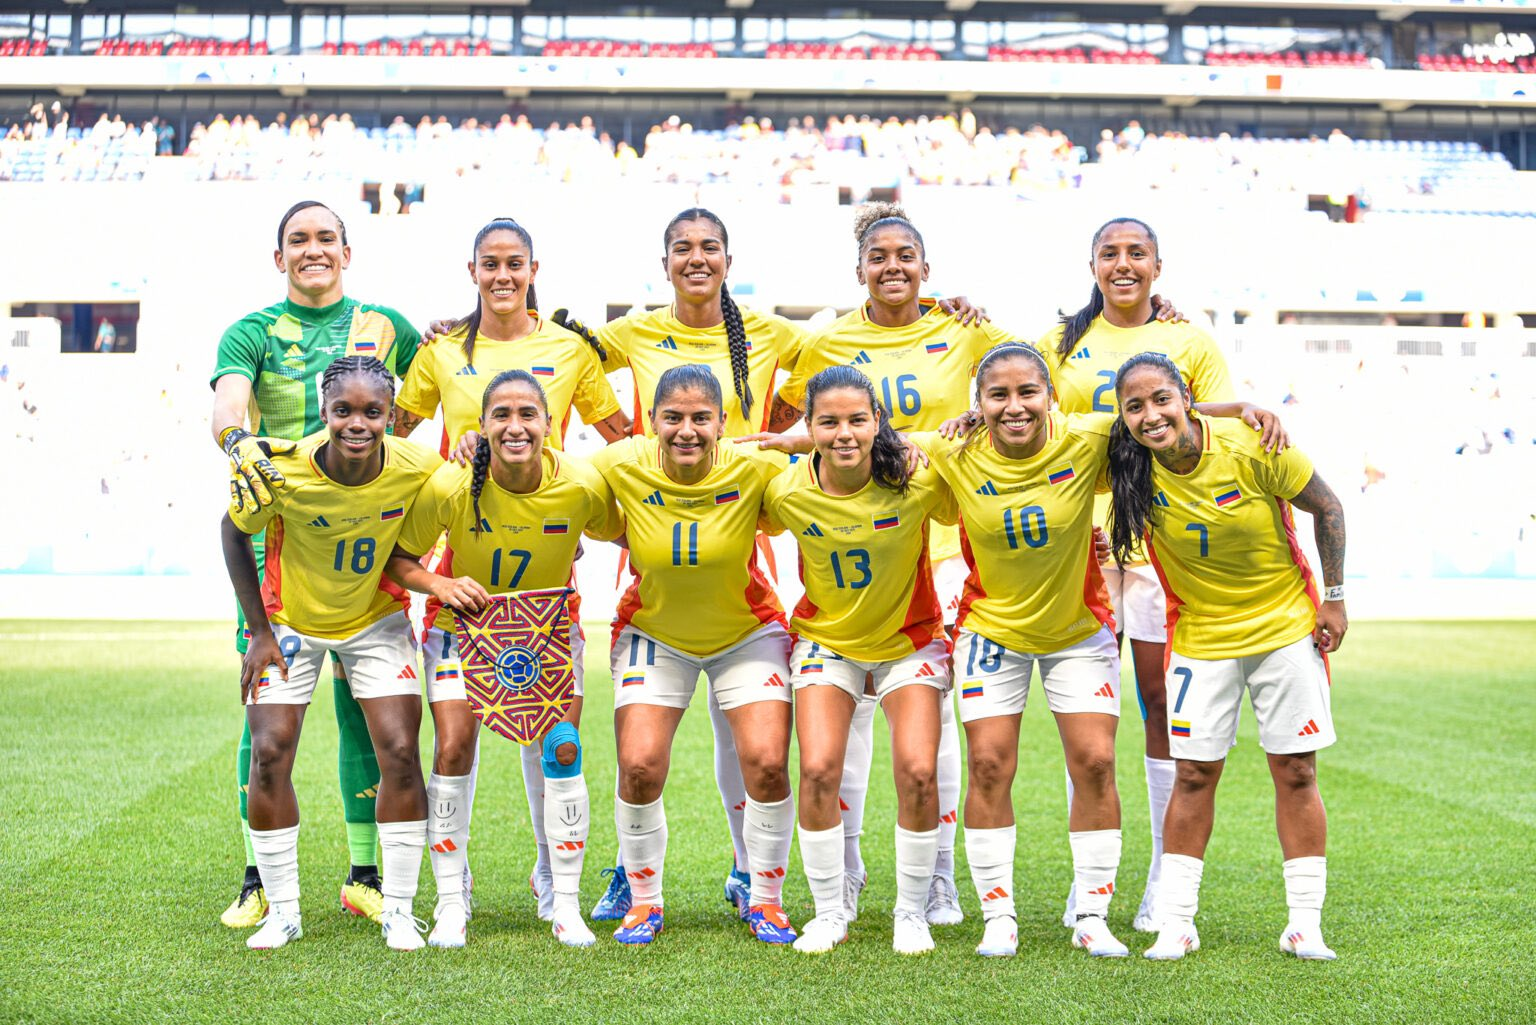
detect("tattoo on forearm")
(766, 396), (802, 434)
(393, 409), (424, 437)
(1293, 472), (1346, 584)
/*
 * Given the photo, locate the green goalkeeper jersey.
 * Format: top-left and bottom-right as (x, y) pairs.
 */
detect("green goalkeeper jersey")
(210, 296), (420, 440)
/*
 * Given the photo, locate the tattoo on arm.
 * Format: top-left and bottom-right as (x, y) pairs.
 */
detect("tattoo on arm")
(392, 407), (425, 438)
(1290, 471), (1346, 585)
(766, 395), (803, 435)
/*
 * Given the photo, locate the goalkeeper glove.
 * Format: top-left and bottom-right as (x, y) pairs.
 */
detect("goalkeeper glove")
(222, 427), (296, 512)
(552, 308), (604, 358)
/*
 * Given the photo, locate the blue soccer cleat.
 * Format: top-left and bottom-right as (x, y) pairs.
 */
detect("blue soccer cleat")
(724, 865), (752, 921)
(746, 904), (797, 945)
(591, 866), (632, 922)
(613, 904), (664, 945)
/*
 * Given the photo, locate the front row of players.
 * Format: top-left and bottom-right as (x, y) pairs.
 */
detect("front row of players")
(224, 346), (1347, 960)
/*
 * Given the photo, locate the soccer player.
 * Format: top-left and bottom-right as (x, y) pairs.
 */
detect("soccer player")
(1105, 352), (1347, 962)
(221, 356), (440, 951)
(761, 366), (957, 956)
(590, 364), (795, 947)
(210, 200), (420, 929)
(391, 217), (629, 923)
(385, 369), (624, 949)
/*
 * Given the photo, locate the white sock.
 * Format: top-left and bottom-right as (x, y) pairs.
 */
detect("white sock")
(1144, 756), (1175, 890)
(798, 823), (845, 919)
(707, 691), (750, 872)
(894, 825), (940, 916)
(378, 819), (427, 916)
(841, 698), (876, 878)
(427, 773), (471, 913)
(1069, 828), (1122, 920)
(544, 773), (589, 911)
(250, 824), (301, 915)
(616, 795), (667, 906)
(1282, 856), (1327, 931)
(519, 743), (550, 880)
(935, 694), (961, 878)
(463, 731), (481, 833)
(1157, 853), (1204, 926)
(965, 825), (1016, 921)
(744, 795), (794, 906)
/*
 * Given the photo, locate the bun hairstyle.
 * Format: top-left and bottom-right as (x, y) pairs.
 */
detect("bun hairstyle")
(804, 364), (911, 495)
(470, 368), (550, 534)
(663, 208), (755, 419)
(277, 200), (347, 249)
(1106, 351), (1187, 567)
(853, 201), (925, 257)
(1056, 216), (1160, 359)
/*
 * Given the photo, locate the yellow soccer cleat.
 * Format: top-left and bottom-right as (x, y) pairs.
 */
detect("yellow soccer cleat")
(340, 867), (385, 923)
(221, 877), (269, 929)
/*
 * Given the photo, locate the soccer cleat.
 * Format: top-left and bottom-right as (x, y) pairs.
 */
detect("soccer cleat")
(1061, 882), (1078, 928)
(221, 878), (268, 929)
(530, 868), (555, 923)
(552, 906), (597, 949)
(340, 867), (384, 923)
(843, 871), (867, 923)
(1133, 886), (1159, 934)
(723, 865), (752, 921)
(1144, 921), (1201, 960)
(381, 908), (427, 952)
(613, 903), (664, 945)
(428, 902), (468, 949)
(792, 913), (848, 954)
(746, 904), (797, 945)
(925, 874), (964, 926)
(590, 866), (632, 922)
(1073, 915), (1130, 957)
(246, 909), (302, 950)
(1280, 927), (1337, 961)
(976, 916), (1018, 958)
(893, 909), (935, 956)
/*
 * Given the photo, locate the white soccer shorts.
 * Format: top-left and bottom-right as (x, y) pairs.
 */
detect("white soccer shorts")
(1101, 562), (1167, 643)
(421, 621), (585, 704)
(611, 621), (792, 711)
(789, 637), (951, 704)
(249, 613), (419, 706)
(1165, 633), (1335, 761)
(953, 625), (1122, 723)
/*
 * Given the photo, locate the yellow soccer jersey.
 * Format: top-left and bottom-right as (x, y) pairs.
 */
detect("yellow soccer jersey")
(1143, 417), (1320, 660)
(397, 449), (624, 632)
(396, 315), (621, 452)
(598, 305), (804, 438)
(913, 414), (1115, 654)
(762, 458), (957, 662)
(230, 433), (442, 639)
(591, 436), (787, 655)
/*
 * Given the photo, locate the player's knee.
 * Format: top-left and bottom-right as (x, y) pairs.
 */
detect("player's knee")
(797, 755), (842, 798)
(618, 759), (664, 802)
(1271, 754), (1316, 792)
(1069, 749), (1117, 793)
(374, 732), (421, 777)
(1174, 759), (1220, 791)
(968, 748), (1015, 791)
(247, 734), (293, 785)
(740, 752), (789, 797)
(436, 734), (475, 776)
(893, 759), (936, 804)
(542, 722), (582, 779)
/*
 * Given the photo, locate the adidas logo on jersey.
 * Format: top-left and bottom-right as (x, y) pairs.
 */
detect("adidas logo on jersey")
(1071, 347), (1092, 360)
(976, 481), (999, 496)
(284, 344), (304, 359)
(643, 490), (665, 507)
(802, 523), (825, 537)
(308, 515), (330, 528)
(474, 517), (492, 533)
(455, 365), (478, 376)
(657, 337), (679, 351)
(851, 351), (872, 366)
(1153, 491), (1171, 508)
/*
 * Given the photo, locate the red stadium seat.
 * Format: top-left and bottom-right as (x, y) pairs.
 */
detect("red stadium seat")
(474, 39), (491, 56)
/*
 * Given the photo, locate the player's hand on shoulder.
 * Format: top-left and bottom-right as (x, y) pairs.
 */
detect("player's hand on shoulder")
(223, 428), (296, 512)
(900, 433), (930, 472)
(937, 295), (990, 326)
(551, 308), (597, 344)
(736, 432), (813, 455)
(1150, 294), (1189, 324)
(1239, 403), (1290, 452)
(423, 318), (456, 345)
(453, 430), (482, 467)
(938, 409), (980, 440)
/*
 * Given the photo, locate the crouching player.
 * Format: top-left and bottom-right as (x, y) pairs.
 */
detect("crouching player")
(385, 369), (623, 949)
(221, 356), (441, 951)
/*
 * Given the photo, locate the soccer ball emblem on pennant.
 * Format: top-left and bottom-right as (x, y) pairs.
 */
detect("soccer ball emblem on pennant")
(453, 587), (574, 745)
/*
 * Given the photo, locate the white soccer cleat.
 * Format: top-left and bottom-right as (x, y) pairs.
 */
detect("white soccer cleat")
(381, 908), (427, 952)
(1280, 927), (1337, 961)
(925, 874), (964, 926)
(1061, 882), (1078, 928)
(976, 916), (1018, 958)
(529, 869), (556, 923)
(551, 906), (597, 949)
(1072, 916), (1130, 957)
(792, 913), (848, 955)
(1133, 887), (1159, 934)
(893, 910), (935, 956)
(428, 902), (468, 949)
(246, 910), (302, 950)
(1144, 921), (1201, 960)
(843, 871), (866, 923)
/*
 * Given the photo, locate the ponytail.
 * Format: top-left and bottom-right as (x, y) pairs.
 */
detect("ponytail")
(1056, 284), (1105, 359)
(1106, 417), (1155, 567)
(720, 284), (753, 419)
(462, 216), (538, 368)
(804, 364), (911, 495)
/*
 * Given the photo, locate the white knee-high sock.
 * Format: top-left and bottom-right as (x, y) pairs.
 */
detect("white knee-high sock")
(707, 691), (750, 873)
(935, 695), (961, 878)
(1157, 853), (1204, 926)
(378, 819), (427, 916)
(965, 825), (1016, 921)
(1144, 756), (1175, 889)
(1282, 856), (1327, 931)
(798, 824), (845, 920)
(427, 773), (471, 913)
(544, 773), (589, 912)
(842, 697), (877, 878)
(519, 743), (550, 878)
(1069, 828), (1122, 920)
(250, 824), (301, 915)
(894, 825), (940, 916)
(463, 730), (481, 830)
(616, 796), (667, 907)
(744, 795), (794, 906)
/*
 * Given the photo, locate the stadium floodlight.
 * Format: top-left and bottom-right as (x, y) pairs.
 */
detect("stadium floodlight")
(945, 0), (978, 10)
(726, 0), (754, 8)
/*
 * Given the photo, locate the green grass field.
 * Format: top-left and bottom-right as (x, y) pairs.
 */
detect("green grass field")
(1, 620), (1533, 1025)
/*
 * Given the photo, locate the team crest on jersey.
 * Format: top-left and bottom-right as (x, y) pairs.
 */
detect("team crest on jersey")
(1047, 465), (1076, 485)
(1214, 485), (1243, 507)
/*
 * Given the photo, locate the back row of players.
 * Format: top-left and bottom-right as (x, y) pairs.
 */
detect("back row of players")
(211, 200), (1348, 960)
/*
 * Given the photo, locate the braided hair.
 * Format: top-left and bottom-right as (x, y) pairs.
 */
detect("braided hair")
(663, 208), (754, 419)
(1056, 217), (1159, 359)
(1106, 351), (1187, 567)
(804, 365), (911, 495)
(957, 342), (1053, 455)
(457, 217), (540, 368)
(277, 200), (347, 249)
(853, 201), (925, 258)
(320, 355), (394, 404)
(470, 368), (549, 534)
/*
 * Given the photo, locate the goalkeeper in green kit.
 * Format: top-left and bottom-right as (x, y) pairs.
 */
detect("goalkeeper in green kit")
(209, 201), (422, 928)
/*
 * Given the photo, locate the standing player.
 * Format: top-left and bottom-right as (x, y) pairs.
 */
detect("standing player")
(210, 200), (420, 929)
(385, 369), (624, 949)
(221, 356), (439, 951)
(590, 365), (795, 947)
(1105, 353), (1346, 961)
(761, 366), (957, 956)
